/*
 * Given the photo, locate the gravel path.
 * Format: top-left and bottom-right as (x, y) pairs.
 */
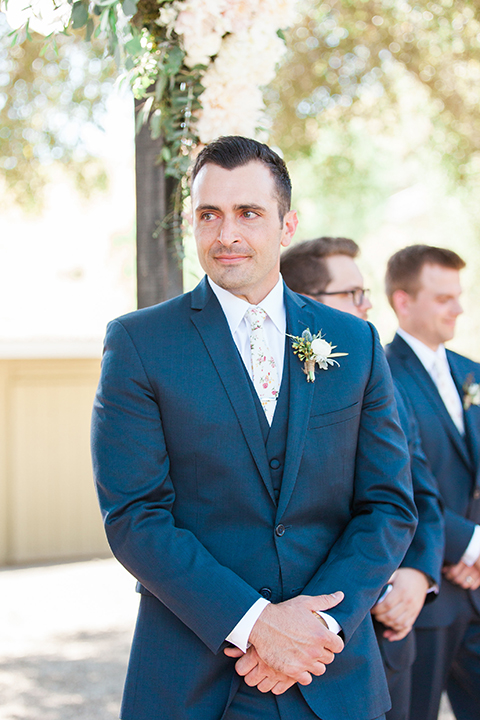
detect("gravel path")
(0, 558), (454, 719)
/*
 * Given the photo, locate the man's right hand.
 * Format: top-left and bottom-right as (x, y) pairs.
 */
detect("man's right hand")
(246, 591), (344, 686)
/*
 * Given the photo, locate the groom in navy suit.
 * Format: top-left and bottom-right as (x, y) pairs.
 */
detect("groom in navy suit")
(91, 136), (417, 720)
(385, 245), (480, 720)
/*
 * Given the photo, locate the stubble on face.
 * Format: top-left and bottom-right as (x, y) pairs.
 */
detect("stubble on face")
(191, 161), (296, 304)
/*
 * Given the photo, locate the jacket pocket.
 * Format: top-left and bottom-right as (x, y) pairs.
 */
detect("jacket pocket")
(309, 401), (360, 429)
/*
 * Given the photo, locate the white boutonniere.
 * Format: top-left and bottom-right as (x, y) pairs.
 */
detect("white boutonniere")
(462, 374), (480, 410)
(288, 328), (348, 383)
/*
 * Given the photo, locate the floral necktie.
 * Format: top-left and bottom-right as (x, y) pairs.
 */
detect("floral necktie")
(245, 307), (279, 425)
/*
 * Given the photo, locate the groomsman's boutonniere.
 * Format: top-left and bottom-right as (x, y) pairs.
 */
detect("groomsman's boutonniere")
(288, 328), (348, 383)
(462, 374), (480, 410)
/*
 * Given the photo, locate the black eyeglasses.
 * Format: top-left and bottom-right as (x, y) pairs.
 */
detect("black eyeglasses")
(312, 288), (370, 307)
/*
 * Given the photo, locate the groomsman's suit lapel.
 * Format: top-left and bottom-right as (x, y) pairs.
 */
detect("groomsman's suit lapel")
(391, 334), (473, 472)
(190, 278), (275, 504)
(448, 350), (480, 474)
(277, 287), (316, 518)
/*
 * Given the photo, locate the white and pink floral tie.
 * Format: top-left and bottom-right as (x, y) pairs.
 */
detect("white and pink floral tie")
(245, 307), (279, 425)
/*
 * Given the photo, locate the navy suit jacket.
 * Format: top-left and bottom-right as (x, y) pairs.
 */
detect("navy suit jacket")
(386, 333), (480, 627)
(91, 280), (417, 720)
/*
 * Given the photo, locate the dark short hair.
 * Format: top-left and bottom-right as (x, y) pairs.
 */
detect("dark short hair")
(190, 136), (292, 221)
(385, 244), (466, 306)
(280, 236), (359, 296)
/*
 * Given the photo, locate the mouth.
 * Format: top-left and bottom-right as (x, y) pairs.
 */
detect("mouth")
(213, 255), (251, 265)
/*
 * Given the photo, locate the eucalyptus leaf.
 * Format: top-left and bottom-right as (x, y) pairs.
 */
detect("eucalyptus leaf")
(150, 110), (162, 140)
(122, 0), (138, 17)
(125, 36), (142, 56)
(71, 1), (89, 29)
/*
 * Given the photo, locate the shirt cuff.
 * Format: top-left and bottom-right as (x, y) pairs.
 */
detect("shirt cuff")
(317, 611), (342, 635)
(225, 598), (270, 653)
(461, 525), (480, 566)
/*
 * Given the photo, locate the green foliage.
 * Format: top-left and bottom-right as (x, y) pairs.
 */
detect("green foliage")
(0, 17), (115, 211)
(268, 0), (480, 183)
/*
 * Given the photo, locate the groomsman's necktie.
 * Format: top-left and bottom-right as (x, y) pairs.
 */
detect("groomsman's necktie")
(432, 355), (464, 434)
(245, 307), (279, 425)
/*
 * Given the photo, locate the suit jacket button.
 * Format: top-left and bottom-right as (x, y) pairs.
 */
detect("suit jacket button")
(275, 523), (286, 537)
(260, 587), (272, 600)
(474, 488), (480, 500)
(269, 458), (281, 469)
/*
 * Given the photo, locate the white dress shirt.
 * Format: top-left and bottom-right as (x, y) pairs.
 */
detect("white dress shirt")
(208, 276), (341, 651)
(397, 328), (480, 567)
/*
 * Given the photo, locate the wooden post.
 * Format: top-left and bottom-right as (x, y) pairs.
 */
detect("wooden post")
(134, 103), (183, 308)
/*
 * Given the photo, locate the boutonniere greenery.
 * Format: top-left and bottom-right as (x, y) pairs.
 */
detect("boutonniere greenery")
(462, 373), (480, 410)
(287, 328), (348, 383)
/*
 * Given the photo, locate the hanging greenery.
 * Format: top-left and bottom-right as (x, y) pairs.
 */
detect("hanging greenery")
(3, 0), (298, 184)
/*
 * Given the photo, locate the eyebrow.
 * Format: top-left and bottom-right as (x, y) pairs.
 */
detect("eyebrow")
(195, 203), (267, 213)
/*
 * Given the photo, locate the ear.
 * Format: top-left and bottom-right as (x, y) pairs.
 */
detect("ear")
(391, 289), (411, 318)
(281, 210), (298, 249)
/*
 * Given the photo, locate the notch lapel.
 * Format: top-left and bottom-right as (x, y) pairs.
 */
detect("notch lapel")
(190, 279), (275, 503)
(277, 288), (316, 518)
(448, 351), (479, 473)
(392, 336), (472, 472)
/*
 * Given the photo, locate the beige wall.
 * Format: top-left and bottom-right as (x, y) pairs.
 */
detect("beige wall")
(0, 358), (110, 565)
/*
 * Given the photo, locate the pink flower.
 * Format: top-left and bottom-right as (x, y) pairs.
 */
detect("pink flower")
(263, 382), (268, 388)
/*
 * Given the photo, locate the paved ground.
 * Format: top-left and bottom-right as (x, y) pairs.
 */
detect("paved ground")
(0, 558), (455, 720)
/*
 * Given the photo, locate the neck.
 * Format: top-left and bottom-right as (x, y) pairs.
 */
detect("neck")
(398, 325), (440, 352)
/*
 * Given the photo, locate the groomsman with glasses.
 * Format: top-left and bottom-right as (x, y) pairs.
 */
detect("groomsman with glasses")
(385, 245), (480, 720)
(281, 236), (445, 720)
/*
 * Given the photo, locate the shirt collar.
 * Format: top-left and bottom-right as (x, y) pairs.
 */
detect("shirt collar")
(397, 327), (447, 374)
(207, 275), (286, 336)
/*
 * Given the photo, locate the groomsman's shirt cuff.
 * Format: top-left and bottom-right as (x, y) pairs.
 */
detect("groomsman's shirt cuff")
(225, 600), (342, 653)
(461, 525), (480, 566)
(225, 598), (270, 652)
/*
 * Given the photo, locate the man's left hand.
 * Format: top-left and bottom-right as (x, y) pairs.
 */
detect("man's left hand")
(224, 646), (297, 695)
(371, 568), (429, 641)
(443, 560), (480, 590)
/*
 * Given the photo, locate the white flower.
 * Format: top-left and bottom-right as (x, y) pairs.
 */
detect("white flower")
(311, 338), (333, 359)
(2, 0), (71, 35)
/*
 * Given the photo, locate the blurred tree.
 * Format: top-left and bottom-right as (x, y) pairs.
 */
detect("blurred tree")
(0, 15), (115, 211)
(268, 0), (480, 185)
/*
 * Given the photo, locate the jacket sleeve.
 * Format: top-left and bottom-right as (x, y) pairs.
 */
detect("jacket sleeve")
(394, 382), (444, 585)
(303, 324), (418, 643)
(91, 319), (261, 654)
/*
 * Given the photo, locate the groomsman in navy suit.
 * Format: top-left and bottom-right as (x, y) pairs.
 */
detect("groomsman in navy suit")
(385, 244), (480, 720)
(91, 137), (417, 720)
(281, 236), (444, 720)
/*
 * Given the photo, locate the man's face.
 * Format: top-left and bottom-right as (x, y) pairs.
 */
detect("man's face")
(395, 263), (463, 349)
(319, 255), (372, 320)
(192, 160), (297, 304)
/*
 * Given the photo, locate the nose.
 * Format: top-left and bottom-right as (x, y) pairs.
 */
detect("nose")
(218, 217), (240, 246)
(452, 299), (463, 316)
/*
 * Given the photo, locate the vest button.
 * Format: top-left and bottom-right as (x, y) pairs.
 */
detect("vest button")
(260, 587), (272, 600)
(275, 523), (286, 537)
(269, 458), (281, 470)
(474, 488), (480, 500)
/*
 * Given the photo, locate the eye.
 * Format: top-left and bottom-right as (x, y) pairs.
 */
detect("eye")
(242, 210), (258, 219)
(200, 212), (216, 221)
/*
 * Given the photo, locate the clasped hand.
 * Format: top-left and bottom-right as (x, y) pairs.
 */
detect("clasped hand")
(224, 592), (344, 695)
(371, 568), (429, 641)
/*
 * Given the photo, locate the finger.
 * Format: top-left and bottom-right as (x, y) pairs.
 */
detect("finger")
(384, 626), (411, 641)
(311, 591), (344, 612)
(309, 660), (327, 676)
(271, 678), (297, 695)
(224, 646), (244, 658)
(315, 649), (335, 666)
(235, 653), (259, 677)
(255, 677), (278, 693)
(243, 667), (268, 687)
(295, 671), (313, 686)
